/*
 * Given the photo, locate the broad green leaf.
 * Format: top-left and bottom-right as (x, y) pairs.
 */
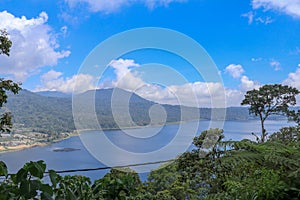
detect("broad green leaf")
(27, 160), (46, 179)
(41, 184), (54, 200)
(0, 161), (8, 177)
(49, 169), (58, 187)
(16, 168), (28, 183)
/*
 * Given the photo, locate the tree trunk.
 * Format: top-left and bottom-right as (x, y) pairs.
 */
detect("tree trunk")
(260, 118), (266, 143)
(259, 114), (266, 143)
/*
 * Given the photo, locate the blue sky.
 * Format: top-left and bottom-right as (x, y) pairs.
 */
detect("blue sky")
(0, 0), (300, 107)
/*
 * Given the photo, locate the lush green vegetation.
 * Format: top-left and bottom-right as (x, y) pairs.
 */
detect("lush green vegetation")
(0, 125), (299, 199)
(1, 30), (300, 199)
(0, 29), (21, 134)
(5, 90), (74, 135)
(241, 84), (299, 142)
(5, 89), (264, 135)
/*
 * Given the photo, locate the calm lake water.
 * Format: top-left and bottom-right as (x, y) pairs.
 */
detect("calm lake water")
(0, 120), (293, 181)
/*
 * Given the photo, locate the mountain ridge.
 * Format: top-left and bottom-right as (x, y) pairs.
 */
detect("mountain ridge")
(36, 91), (71, 98)
(2, 88), (258, 135)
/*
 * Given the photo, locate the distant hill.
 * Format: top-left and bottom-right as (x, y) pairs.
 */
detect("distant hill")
(2, 88), (260, 135)
(36, 91), (71, 98)
(72, 88), (203, 130)
(5, 90), (74, 134)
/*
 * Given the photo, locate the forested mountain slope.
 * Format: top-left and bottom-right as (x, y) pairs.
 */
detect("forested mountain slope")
(3, 88), (259, 135)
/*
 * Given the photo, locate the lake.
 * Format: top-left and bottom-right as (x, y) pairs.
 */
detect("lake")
(0, 120), (293, 181)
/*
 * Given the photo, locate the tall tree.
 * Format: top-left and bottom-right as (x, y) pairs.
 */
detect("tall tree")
(0, 29), (21, 133)
(241, 84), (299, 142)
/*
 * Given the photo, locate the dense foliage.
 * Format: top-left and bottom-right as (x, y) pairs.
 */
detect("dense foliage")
(241, 84), (299, 142)
(0, 30), (12, 56)
(0, 125), (299, 199)
(6, 90), (74, 135)
(0, 29), (21, 134)
(1, 31), (299, 199)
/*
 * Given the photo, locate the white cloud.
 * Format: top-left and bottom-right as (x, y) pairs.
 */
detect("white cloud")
(145, 0), (186, 9)
(225, 89), (245, 107)
(270, 60), (281, 71)
(136, 81), (244, 108)
(103, 59), (241, 107)
(252, 0), (300, 18)
(108, 59), (145, 91)
(35, 58), (261, 107)
(65, 0), (129, 13)
(224, 65), (260, 93)
(35, 70), (97, 93)
(255, 16), (273, 24)
(283, 67), (300, 90)
(169, 82), (225, 107)
(134, 82), (228, 108)
(0, 11), (70, 81)
(41, 70), (63, 82)
(109, 59), (140, 76)
(251, 57), (263, 62)
(64, 0), (186, 13)
(97, 58), (263, 107)
(283, 67), (300, 105)
(242, 11), (273, 25)
(240, 75), (260, 92)
(225, 64), (245, 78)
(242, 11), (254, 24)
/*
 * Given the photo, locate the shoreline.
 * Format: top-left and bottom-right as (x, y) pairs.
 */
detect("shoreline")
(0, 120), (196, 154)
(0, 131), (79, 154)
(0, 119), (291, 154)
(0, 143), (49, 154)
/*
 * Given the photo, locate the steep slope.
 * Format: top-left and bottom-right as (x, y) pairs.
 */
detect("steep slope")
(3, 88), (254, 135)
(5, 90), (74, 134)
